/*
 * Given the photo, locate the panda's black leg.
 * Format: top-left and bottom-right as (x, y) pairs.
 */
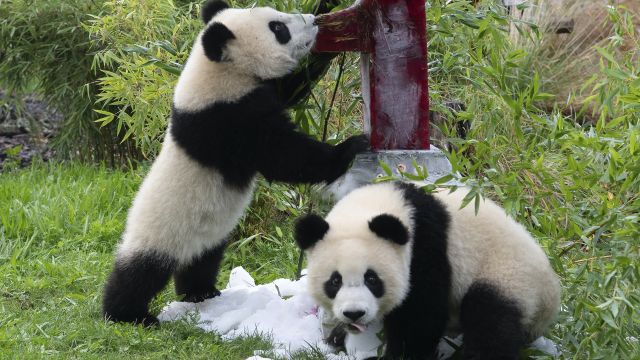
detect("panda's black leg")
(174, 241), (226, 303)
(102, 251), (176, 326)
(460, 282), (526, 360)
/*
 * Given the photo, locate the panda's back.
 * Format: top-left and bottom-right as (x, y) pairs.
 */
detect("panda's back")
(325, 182), (414, 240)
(432, 189), (560, 338)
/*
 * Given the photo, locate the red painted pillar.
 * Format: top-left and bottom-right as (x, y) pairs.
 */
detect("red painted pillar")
(313, 0), (430, 150)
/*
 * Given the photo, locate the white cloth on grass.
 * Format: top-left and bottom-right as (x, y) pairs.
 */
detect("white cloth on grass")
(159, 266), (558, 360)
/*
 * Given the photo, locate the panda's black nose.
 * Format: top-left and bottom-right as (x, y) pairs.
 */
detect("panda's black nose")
(343, 310), (365, 321)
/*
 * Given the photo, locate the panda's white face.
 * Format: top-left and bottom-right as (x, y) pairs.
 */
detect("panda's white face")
(296, 183), (414, 334)
(206, 7), (317, 79)
(306, 234), (411, 334)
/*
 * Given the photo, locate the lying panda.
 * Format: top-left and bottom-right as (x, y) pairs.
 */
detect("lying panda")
(102, 0), (367, 326)
(295, 182), (561, 360)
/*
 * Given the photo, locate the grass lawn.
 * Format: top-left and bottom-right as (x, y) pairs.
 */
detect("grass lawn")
(0, 162), (323, 359)
(2, 159), (638, 359)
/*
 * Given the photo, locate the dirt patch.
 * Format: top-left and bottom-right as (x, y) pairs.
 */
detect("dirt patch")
(0, 90), (62, 169)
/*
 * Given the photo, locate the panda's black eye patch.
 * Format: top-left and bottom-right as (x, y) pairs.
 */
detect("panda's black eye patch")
(364, 269), (384, 298)
(324, 271), (342, 299)
(269, 21), (291, 44)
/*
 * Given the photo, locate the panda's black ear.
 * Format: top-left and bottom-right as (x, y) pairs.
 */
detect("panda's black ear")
(202, 22), (235, 62)
(369, 214), (409, 245)
(202, 0), (229, 24)
(295, 214), (329, 250)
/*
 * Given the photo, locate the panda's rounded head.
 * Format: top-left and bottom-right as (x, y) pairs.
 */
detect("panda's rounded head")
(198, 0), (317, 80)
(295, 186), (414, 334)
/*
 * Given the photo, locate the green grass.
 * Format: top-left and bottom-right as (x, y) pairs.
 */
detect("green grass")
(0, 162), (321, 359)
(1, 146), (637, 359)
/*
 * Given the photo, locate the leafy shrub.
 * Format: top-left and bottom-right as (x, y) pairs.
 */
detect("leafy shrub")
(87, 0), (361, 158)
(0, 0), (140, 164)
(416, 1), (640, 358)
(86, 0), (201, 157)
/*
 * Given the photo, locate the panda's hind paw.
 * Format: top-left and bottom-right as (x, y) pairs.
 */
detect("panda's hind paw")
(138, 314), (160, 327)
(104, 312), (160, 327)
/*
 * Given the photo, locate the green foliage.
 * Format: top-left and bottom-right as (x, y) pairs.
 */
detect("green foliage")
(86, 0), (201, 157)
(0, 144), (23, 171)
(0, 0), (140, 164)
(415, 1), (640, 358)
(86, 0), (360, 158)
(585, 5), (640, 122)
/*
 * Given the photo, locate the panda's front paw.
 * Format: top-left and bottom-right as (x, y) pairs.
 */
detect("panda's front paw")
(341, 134), (369, 154)
(328, 134), (369, 183)
(326, 323), (347, 351)
(182, 288), (221, 303)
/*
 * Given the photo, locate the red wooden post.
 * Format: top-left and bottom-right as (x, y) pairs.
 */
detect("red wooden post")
(313, 0), (430, 150)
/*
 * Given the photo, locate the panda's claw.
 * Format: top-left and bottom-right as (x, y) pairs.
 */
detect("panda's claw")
(326, 323), (347, 351)
(342, 134), (370, 153)
(182, 288), (222, 303)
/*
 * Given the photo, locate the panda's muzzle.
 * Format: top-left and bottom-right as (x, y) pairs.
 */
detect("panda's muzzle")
(343, 310), (368, 333)
(344, 310), (365, 321)
(346, 322), (368, 334)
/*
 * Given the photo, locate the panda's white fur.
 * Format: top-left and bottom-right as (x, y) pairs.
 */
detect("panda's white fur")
(296, 182), (560, 359)
(117, 136), (254, 263)
(102, 0), (368, 326)
(440, 187), (560, 338)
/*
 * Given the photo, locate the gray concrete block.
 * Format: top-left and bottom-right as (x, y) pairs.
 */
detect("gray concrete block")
(327, 147), (456, 199)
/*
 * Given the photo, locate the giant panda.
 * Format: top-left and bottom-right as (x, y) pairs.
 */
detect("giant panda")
(102, 0), (368, 326)
(295, 182), (561, 360)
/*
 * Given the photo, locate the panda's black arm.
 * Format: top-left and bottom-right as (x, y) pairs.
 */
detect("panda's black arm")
(314, 0), (341, 15)
(253, 115), (367, 184)
(275, 53), (336, 109)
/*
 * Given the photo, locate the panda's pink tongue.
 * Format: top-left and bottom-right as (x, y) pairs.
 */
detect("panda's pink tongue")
(349, 322), (367, 333)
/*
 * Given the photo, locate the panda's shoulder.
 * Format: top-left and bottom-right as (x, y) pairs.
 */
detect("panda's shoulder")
(391, 183), (451, 229)
(176, 82), (284, 121)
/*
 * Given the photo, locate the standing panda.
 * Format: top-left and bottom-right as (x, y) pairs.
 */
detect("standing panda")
(102, 0), (368, 326)
(295, 182), (561, 360)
